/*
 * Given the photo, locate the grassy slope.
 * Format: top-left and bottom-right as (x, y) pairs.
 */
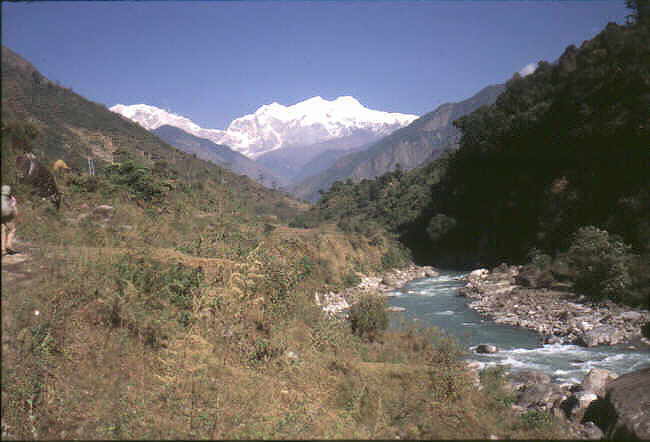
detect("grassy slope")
(1, 46), (565, 440)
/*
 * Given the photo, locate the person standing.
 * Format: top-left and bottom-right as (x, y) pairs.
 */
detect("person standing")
(1, 185), (18, 255)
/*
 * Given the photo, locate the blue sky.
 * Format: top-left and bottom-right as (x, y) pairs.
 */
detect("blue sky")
(2, 1), (628, 129)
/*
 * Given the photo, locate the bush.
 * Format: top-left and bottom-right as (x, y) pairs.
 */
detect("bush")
(288, 214), (319, 229)
(343, 271), (361, 287)
(349, 294), (388, 342)
(426, 213), (456, 243)
(103, 155), (166, 203)
(69, 174), (100, 193)
(380, 245), (411, 270)
(566, 226), (633, 302)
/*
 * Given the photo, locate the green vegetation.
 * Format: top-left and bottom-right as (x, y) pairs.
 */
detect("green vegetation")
(566, 226), (633, 302)
(349, 294), (389, 342)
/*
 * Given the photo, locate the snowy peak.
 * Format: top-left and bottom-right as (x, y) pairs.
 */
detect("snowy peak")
(110, 96), (418, 159)
(110, 104), (225, 144)
(111, 104), (196, 131)
(221, 96), (418, 158)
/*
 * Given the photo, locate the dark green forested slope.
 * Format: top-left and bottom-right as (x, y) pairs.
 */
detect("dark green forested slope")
(422, 20), (649, 265)
(304, 18), (650, 307)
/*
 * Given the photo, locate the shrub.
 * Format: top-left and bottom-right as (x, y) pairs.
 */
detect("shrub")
(380, 244), (411, 270)
(426, 213), (456, 243)
(566, 226), (633, 302)
(518, 410), (552, 429)
(288, 214), (319, 229)
(103, 155), (166, 203)
(349, 294), (388, 342)
(343, 271), (361, 287)
(68, 174), (100, 193)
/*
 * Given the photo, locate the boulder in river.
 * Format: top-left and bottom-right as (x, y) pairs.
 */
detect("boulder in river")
(475, 344), (498, 354)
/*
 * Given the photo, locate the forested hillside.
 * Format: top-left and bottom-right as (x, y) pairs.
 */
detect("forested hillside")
(424, 20), (649, 264)
(308, 18), (649, 307)
(152, 125), (289, 188)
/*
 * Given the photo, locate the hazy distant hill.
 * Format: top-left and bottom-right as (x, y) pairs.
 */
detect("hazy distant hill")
(152, 125), (289, 188)
(292, 84), (505, 202)
(255, 131), (378, 182)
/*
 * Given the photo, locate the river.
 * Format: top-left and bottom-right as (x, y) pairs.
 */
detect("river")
(387, 270), (650, 384)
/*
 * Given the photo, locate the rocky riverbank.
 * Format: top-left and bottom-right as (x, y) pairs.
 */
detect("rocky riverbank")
(464, 364), (650, 440)
(314, 264), (439, 315)
(458, 264), (650, 348)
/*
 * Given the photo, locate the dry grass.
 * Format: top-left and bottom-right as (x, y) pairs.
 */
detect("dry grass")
(2, 174), (569, 440)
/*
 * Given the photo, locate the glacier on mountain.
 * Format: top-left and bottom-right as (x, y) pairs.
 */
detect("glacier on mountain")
(110, 96), (417, 159)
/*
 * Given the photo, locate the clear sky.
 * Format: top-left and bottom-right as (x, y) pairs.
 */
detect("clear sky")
(2, 1), (628, 129)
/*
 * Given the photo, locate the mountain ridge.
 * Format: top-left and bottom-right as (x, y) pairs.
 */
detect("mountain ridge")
(110, 96), (418, 159)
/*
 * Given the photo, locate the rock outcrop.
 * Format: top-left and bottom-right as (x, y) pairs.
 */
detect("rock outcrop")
(595, 367), (650, 440)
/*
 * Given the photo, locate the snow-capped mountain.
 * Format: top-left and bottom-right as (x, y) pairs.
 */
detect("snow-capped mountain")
(219, 96), (418, 158)
(111, 97), (418, 159)
(110, 103), (225, 144)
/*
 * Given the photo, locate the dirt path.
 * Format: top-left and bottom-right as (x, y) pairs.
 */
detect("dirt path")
(2, 240), (44, 299)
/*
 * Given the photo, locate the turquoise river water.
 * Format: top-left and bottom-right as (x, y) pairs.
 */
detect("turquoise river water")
(388, 270), (650, 384)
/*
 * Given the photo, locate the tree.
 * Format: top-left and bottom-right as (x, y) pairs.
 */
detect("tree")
(625, 0), (650, 24)
(566, 226), (633, 302)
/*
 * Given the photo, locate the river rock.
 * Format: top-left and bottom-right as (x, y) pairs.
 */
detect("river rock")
(507, 369), (552, 391)
(516, 383), (563, 410)
(544, 335), (564, 345)
(575, 325), (625, 347)
(423, 267), (439, 277)
(382, 275), (401, 287)
(620, 311), (643, 321)
(575, 391), (598, 410)
(581, 368), (618, 397)
(582, 421), (605, 440)
(598, 367), (650, 440)
(515, 264), (554, 289)
(475, 344), (498, 354)
(469, 268), (489, 279)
